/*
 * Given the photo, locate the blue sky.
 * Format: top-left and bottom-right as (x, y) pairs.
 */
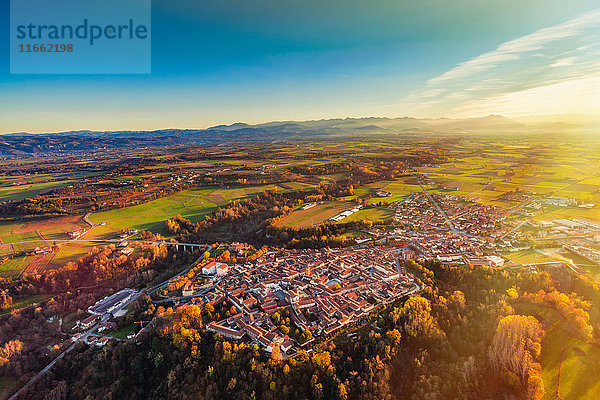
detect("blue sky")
(1, 0), (599, 133)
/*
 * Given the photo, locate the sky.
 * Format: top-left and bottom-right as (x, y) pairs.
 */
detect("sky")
(1, 0), (599, 133)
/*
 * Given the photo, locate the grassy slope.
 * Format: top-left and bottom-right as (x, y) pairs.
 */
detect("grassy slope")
(88, 184), (288, 238)
(0, 256), (32, 279)
(0, 180), (71, 202)
(514, 303), (600, 400)
(341, 207), (394, 223)
(275, 202), (350, 228)
(1, 294), (53, 315)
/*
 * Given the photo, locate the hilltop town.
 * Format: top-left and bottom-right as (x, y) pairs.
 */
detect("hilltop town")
(199, 248), (418, 355)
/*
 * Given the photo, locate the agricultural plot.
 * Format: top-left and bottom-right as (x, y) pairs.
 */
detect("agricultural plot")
(1, 230), (47, 254)
(275, 201), (351, 228)
(340, 207), (394, 223)
(5, 216), (87, 243)
(417, 144), (600, 213)
(27, 216), (88, 236)
(24, 253), (55, 275)
(501, 249), (556, 265)
(88, 184), (287, 238)
(0, 245), (13, 256)
(0, 221), (25, 238)
(110, 325), (139, 340)
(0, 256), (32, 279)
(531, 205), (600, 224)
(0, 180), (71, 202)
(51, 243), (94, 267)
(0, 294), (53, 315)
(88, 187), (219, 237)
(376, 181), (422, 203)
(345, 180), (421, 205)
(0, 218), (88, 257)
(12, 241), (48, 254)
(1, 230), (41, 244)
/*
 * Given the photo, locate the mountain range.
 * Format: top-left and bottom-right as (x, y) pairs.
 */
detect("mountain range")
(0, 115), (595, 156)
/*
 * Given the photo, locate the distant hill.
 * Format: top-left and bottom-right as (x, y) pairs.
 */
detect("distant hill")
(0, 115), (592, 156)
(423, 115), (525, 131)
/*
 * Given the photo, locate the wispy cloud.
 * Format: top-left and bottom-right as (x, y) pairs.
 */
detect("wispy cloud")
(398, 9), (600, 117)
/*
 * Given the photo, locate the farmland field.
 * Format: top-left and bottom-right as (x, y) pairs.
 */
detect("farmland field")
(89, 184), (289, 238)
(415, 142), (600, 214)
(110, 325), (139, 340)
(531, 205), (600, 224)
(0, 180), (72, 202)
(51, 243), (95, 267)
(275, 201), (351, 228)
(0, 244), (13, 256)
(501, 249), (557, 265)
(0, 256), (32, 279)
(1, 294), (54, 314)
(1, 230), (41, 244)
(0, 216), (88, 250)
(341, 207), (394, 222)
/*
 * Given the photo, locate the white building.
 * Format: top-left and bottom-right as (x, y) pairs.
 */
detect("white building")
(485, 256), (505, 267)
(202, 261), (228, 275)
(202, 261), (217, 275)
(217, 264), (229, 275)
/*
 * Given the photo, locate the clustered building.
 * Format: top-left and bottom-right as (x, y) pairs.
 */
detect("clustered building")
(390, 192), (505, 236)
(378, 191), (509, 264)
(194, 247), (419, 355)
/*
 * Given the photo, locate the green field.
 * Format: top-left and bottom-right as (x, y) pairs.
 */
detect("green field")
(0, 184), (295, 272)
(89, 185), (286, 238)
(0, 222), (24, 239)
(0, 229), (49, 254)
(514, 303), (600, 400)
(0, 216), (87, 242)
(541, 325), (600, 400)
(1, 230), (41, 244)
(415, 143), (600, 212)
(1, 294), (53, 315)
(341, 207), (394, 223)
(51, 243), (95, 267)
(532, 205), (600, 224)
(361, 180), (421, 204)
(0, 217), (90, 263)
(0, 244), (13, 257)
(0, 180), (71, 202)
(0, 256), (32, 279)
(275, 201), (351, 228)
(501, 249), (556, 265)
(110, 325), (139, 340)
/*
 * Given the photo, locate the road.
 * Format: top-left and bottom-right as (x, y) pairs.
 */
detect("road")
(8, 323), (99, 400)
(414, 174), (460, 234)
(7, 242), (210, 399)
(69, 212), (98, 240)
(82, 212), (94, 227)
(147, 244), (212, 296)
(500, 220), (528, 240)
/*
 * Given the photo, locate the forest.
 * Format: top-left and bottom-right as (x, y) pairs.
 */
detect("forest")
(8, 254), (597, 400)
